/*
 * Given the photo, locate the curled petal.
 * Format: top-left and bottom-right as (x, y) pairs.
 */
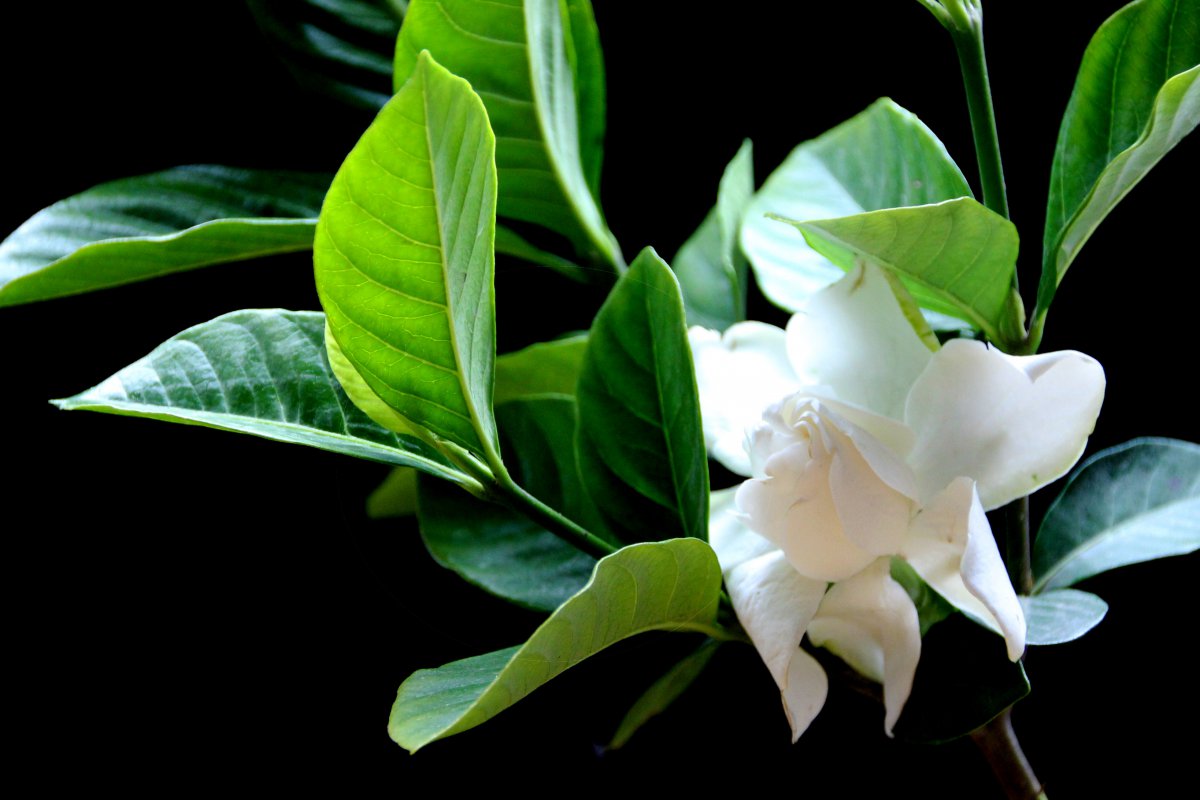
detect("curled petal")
(905, 339), (1106, 509)
(688, 322), (798, 476)
(905, 477), (1026, 660)
(806, 557), (921, 736)
(786, 263), (933, 421)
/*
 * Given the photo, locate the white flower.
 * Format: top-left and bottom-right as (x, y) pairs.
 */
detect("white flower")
(691, 263), (1105, 741)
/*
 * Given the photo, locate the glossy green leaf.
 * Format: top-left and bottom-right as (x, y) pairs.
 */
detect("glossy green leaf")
(890, 558), (955, 637)
(417, 397), (603, 611)
(494, 225), (584, 280)
(1039, 0), (1200, 316)
(741, 98), (972, 315)
(367, 466), (419, 518)
(394, 0), (621, 271)
(576, 248), (709, 543)
(0, 166), (326, 307)
(785, 198), (1026, 348)
(388, 538), (723, 751)
(1032, 438), (1200, 593)
(315, 51), (500, 465)
(1020, 589), (1109, 646)
(893, 615), (1030, 744)
(607, 638), (719, 751)
(53, 310), (477, 492)
(494, 334), (587, 403)
(674, 140), (754, 331)
(247, 0), (407, 108)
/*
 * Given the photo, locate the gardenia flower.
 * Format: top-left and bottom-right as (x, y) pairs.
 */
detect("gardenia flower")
(690, 263), (1105, 740)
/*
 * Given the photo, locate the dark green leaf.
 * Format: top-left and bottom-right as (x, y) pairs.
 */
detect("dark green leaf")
(388, 538), (723, 751)
(494, 333), (587, 403)
(494, 224), (585, 280)
(0, 166), (326, 307)
(892, 615), (1030, 744)
(394, 0), (621, 270)
(674, 140), (754, 330)
(247, 0), (407, 108)
(784, 198), (1026, 348)
(53, 310), (476, 491)
(1039, 0), (1199, 315)
(1032, 438), (1200, 593)
(367, 466), (419, 518)
(1021, 589), (1109, 646)
(607, 638), (719, 750)
(417, 397), (602, 611)
(741, 98), (972, 316)
(315, 51), (500, 464)
(576, 248), (709, 543)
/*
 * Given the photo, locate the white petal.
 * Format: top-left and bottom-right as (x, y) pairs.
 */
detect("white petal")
(905, 339), (1105, 509)
(709, 487), (775, 571)
(786, 263), (933, 421)
(781, 647), (829, 743)
(689, 322), (798, 476)
(806, 557), (922, 736)
(905, 478), (1027, 660)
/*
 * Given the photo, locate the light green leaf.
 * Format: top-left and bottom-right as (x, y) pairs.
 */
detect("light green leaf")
(1020, 589), (1109, 646)
(494, 224), (584, 280)
(0, 166), (327, 307)
(367, 467), (419, 518)
(607, 638), (719, 751)
(394, 0), (621, 271)
(53, 310), (476, 492)
(247, 0), (407, 108)
(315, 51), (500, 465)
(1039, 0), (1199, 318)
(785, 198), (1026, 349)
(494, 333), (587, 403)
(674, 140), (754, 331)
(1033, 438), (1200, 593)
(388, 538), (723, 752)
(741, 98), (972, 317)
(417, 397), (604, 611)
(576, 248), (709, 543)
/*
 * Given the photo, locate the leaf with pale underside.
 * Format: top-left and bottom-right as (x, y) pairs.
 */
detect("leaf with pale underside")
(388, 538), (723, 752)
(1032, 438), (1200, 593)
(576, 248), (709, 543)
(315, 51), (500, 464)
(53, 309), (476, 492)
(1039, 0), (1199, 317)
(393, 0), (621, 271)
(417, 397), (605, 611)
(674, 140), (754, 330)
(783, 198), (1026, 349)
(247, 0), (408, 108)
(0, 166), (326, 307)
(1020, 590), (1108, 646)
(741, 98), (972, 323)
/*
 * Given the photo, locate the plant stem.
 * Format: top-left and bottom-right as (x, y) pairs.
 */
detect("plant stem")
(495, 472), (617, 559)
(950, 10), (1010, 222)
(970, 709), (1047, 800)
(1002, 494), (1033, 595)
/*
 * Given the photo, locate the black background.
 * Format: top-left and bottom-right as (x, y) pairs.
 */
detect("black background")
(5, 2), (1197, 795)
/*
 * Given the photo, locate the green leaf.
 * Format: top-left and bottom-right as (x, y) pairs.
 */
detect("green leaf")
(741, 98), (972, 316)
(1032, 438), (1200, 593)
(674, 140), (754, 331)
(315, 51), (500, 466)
(53, 309), (477, 492)
(1039, 0), (1200, 317)
(367, 467), (419, 518)
(890, 558), (956, 637)
(247, 0), (407, 108)
(393, 0), (621, 271)
(1020, 589), (1109, 646)
(0, 166), (327, 307)
(494, 224), (584, 280)
(893, 615), (1030, 744)
(417, 397), (602, 611)
(388, 538), (723, 752)
(784, 198), (1025, 348)
(576, 248), (709, 543)
(494, 333), (587, 403)
(607, 638), (720, 751)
